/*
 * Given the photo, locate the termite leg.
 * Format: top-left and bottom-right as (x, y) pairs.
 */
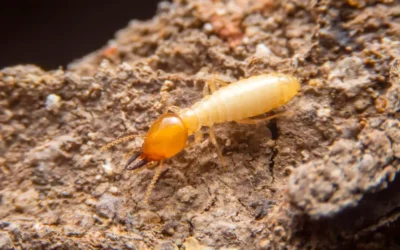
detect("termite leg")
(194, 130), (203, 143)
(211, 75), (230, 88)
(186, 130), (204, 149)
(203, 81), (211, 96)
(207, 78), (218, 93)
(100, 134), (137, 152)
(144, 160), (164, 205)
(164, 105), (181, 114)
(204, 76), (229, 95)
(204, 76), (228, 169)
(235, 111), (295, 125)
(208, 126), (227, 169)
(146, 161), (159, 169)
(203, 78), (214, 96)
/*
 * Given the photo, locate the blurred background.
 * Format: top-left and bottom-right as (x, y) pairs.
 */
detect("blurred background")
(0, 0), (163, 70)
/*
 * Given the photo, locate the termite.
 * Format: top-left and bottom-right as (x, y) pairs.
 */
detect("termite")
(101, 73), (300, 204)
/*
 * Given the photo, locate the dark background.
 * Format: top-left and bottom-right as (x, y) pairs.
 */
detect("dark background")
(0, 1), (162, 70)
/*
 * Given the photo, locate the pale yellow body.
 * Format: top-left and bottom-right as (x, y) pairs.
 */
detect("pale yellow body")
(101, 73), (300, 205)
(179, 73), (301, 135)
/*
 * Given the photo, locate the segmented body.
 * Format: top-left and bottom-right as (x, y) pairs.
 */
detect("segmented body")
(100, 72), (301, 205)
(179, 73), (300, 135)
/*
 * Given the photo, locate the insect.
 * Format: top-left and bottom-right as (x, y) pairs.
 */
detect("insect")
(101, 73), (300, 204)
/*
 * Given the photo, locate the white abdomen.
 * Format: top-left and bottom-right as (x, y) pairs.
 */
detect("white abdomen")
(191, 73), (300, 127)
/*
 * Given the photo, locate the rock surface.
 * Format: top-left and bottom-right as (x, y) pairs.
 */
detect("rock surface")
(1, 0), (399, 249)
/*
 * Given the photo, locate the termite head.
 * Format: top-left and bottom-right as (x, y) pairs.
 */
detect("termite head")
(142, 113), (189, 160)
(126, 113), (189, 170)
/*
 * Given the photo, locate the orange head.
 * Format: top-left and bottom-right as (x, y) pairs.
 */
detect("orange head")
(126, 113), (189, 170)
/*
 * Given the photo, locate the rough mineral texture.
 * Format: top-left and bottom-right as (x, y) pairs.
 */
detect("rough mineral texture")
(1, 0), (400, 249)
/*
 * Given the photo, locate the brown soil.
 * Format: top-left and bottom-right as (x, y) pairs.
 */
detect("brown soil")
(1, 0), (400, 249)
